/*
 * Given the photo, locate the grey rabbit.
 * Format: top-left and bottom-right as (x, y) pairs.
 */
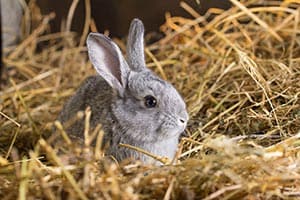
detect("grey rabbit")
(58, 19), (188, 164)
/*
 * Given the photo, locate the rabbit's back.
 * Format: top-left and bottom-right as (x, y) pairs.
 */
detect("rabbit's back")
(58, 75), (115, 138)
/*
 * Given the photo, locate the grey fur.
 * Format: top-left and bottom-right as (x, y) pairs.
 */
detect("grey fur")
(126, 18), (146, 72)
(58, 18), (188, 164)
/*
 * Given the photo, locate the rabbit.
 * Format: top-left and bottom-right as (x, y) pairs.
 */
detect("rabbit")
(58, 18), (188, 164)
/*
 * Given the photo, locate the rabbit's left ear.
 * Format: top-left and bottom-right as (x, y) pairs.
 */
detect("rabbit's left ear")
(87, 33), (130, 96)
(127, 18), (146, 72)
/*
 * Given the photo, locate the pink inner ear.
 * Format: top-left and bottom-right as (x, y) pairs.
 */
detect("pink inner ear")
(87, 33), (129, 94)
(103, 56), (122, 84)
(89, 37), (123, 86)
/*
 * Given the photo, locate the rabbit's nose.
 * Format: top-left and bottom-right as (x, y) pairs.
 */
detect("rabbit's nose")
(179, 118), (186, 124)
(178, 117), (188, 127)
(178, 111), (189, 125)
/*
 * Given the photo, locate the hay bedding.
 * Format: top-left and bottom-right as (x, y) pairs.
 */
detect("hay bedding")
(0, 0), (300, 199)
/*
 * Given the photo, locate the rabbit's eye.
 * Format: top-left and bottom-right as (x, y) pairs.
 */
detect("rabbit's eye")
(144, 95), (157, 108)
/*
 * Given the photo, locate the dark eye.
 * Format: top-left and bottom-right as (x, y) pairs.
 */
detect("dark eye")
(144, 95), (157, 108)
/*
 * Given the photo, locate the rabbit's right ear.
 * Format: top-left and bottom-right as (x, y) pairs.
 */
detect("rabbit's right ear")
(87, 33), (130, 96)
(127, 18), (146, 72)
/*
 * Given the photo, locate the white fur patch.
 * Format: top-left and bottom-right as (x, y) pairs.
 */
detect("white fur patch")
(145, 137), (178, 161)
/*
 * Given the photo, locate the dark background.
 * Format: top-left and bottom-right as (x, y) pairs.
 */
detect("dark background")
(37, 0), (231, 37)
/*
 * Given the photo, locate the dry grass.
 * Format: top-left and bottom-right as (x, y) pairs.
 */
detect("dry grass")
(1, 0), (300, 199)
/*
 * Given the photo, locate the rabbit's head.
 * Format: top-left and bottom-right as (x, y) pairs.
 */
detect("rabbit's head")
(87, 19), (188, 143)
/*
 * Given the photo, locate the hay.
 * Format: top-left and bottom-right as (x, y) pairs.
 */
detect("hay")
(1, 0), (300, 199)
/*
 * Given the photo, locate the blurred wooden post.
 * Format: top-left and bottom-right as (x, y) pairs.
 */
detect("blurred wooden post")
(0, 1), (2, 81)
(0, 0), (23, 85)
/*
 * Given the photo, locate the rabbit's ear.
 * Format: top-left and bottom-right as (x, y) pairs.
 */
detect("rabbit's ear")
(87, 33), (130, 96)
(127, 18), (146, 72)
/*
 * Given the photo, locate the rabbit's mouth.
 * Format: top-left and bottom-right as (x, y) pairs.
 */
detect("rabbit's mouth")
(157, 112), (188, 136)
(158, 125), (186, 139)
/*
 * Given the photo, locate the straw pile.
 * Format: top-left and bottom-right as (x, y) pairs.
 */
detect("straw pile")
(1, 0), (300, 199)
